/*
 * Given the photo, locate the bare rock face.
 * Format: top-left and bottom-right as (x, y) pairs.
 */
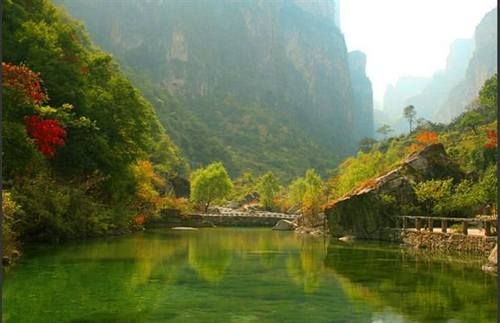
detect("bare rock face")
(325, 144), (463, 239)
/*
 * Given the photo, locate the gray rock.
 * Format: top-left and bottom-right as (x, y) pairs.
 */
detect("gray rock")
(488, 245), (497, 265)
(272, 219), (296, 231)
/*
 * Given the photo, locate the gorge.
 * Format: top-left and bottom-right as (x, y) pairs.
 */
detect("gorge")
(56, 0), (374, 179)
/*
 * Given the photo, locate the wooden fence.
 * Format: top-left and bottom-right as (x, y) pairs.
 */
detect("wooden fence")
(397, 215), (497, 236)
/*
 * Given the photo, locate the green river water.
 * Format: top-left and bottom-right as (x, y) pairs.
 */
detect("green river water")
(3, 228), (497, 322)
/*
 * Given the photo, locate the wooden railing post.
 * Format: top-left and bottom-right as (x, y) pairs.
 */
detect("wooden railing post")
(441, 219), (447, 233)
(462, 221), (468, 235)
(427, 218), (433, 232)
(416, 218), (421, 231)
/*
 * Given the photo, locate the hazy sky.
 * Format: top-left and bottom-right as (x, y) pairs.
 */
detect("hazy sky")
(341, 0), (497, 105)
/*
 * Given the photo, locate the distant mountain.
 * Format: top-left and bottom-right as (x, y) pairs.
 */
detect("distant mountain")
(56, 0), (373, 180)
(383, 6), (497, 129)
(405, 39), (473, 121)
(436, 7), (497, 122)
(383, 76), (430, 119)
(382, 76), (430, 133)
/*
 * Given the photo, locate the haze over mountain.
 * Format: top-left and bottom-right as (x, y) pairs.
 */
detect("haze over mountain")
(381, 6), (497, 133)
(57, 0), (373, 180)
(436, 7), (498, 122)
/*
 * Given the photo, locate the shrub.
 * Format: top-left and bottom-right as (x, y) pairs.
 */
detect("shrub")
(2, 191), (22, 256)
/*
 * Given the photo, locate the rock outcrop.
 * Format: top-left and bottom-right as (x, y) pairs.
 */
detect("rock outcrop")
(325, 144), (463, 239)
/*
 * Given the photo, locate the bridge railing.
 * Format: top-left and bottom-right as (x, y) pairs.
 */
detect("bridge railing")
(396, 215), (497, 236)
(191, 212), (298, 219)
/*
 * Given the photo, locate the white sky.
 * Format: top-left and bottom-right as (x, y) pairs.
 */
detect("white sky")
(340, 0), (497, 104)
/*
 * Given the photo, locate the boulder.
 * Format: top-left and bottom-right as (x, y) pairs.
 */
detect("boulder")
(226, 201), (240, 209)
(482, 245), (497, 274)
(325, 144), (463, 239)
(272, 219), (297, 231)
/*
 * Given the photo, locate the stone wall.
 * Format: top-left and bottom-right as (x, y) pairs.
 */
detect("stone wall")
(400, 231), (497, 256)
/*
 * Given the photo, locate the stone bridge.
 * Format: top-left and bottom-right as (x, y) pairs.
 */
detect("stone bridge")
(148, 210), (298, 228)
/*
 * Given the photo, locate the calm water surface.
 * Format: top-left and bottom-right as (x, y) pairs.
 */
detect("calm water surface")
(3, 228), (497, 322)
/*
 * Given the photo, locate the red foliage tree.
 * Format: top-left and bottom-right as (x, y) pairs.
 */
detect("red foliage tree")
(25, 115), (66, 158)
(485, 130), (497, 149)
(416, 131), (439, 144)
(2, 62), (47, 105)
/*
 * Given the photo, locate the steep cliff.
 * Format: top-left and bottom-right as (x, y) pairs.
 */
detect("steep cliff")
(348, 51), (373, 140)
(435, 7), (497, 123)
(56, 0), (371, 179)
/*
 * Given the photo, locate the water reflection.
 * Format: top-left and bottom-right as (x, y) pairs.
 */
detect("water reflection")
(3, 228), (496, 323)
(324, 242), (497, 322)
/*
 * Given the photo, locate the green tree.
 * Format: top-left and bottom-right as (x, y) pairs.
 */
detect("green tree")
(477, 165), (497, 209)
(288, 177), (307, 208)
(287, 169), (324, 226)
(376, 124), (393, 139)
(458, 110), (483, 134)
(190, 162), (233, 213)
(256, 172), (280, 210)
(446, 180), (483, 217)
(302, 169), (324, 225)
(479, 74), (497, 110)
(414, 178), (454, 216)
(404, 105), (417, 132)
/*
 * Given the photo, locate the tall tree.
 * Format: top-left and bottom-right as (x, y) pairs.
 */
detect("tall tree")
(256, 172), (280, 210)
(404, 105), (417, 132)
(190, 162), (233, 213)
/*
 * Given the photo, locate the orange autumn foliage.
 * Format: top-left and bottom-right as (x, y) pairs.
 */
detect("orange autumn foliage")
(485, 130), (497, 149)
(133, 214), (146, 226)
(416, 131), (439, 144)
